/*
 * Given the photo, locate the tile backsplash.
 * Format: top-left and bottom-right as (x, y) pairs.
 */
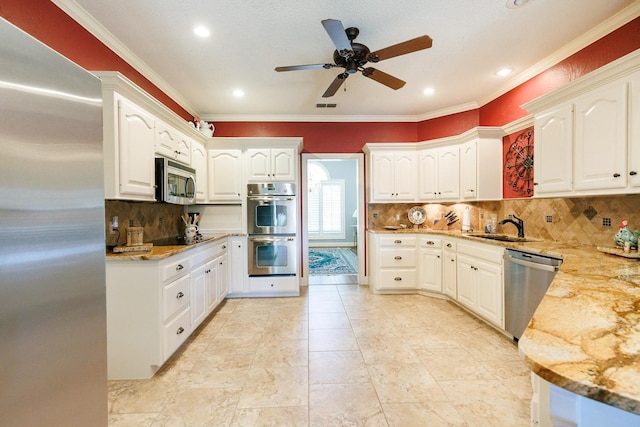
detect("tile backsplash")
(105, 200), (185, 246)
(368, 195), (640, 247)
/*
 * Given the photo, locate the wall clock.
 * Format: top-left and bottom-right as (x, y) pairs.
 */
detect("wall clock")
(504, 130), (534, 196)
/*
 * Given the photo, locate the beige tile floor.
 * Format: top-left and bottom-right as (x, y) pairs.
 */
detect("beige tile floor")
(108, 284), (532, 426)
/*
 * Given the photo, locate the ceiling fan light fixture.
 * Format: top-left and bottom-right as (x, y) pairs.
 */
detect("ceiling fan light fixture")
(193, 25), (210, 38)
(496, 67), (514, 77)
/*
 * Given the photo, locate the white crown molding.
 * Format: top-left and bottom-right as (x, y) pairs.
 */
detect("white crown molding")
(51, 0), (200, 118)
(201, 113), (422, 123)
(479, 1), (640, 108)
(502, 115), (534, 135)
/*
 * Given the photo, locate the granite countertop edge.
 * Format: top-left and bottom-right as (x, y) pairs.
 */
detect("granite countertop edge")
(106, 233), (243, 261)
(370, 227), (640, 415)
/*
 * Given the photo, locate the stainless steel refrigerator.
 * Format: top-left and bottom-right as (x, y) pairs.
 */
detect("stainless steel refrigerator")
(0, 18), (107, 426)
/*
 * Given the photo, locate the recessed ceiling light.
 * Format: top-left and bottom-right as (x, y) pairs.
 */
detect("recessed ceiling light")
(506, 0), (534, 9)
(193, 26), (210, 38)
(496, 68), (514, 77)
(233, 89), (245, 98)
(422, 87), (435, 96)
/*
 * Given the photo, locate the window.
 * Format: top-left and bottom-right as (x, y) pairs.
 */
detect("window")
(308, 163), (345, 239)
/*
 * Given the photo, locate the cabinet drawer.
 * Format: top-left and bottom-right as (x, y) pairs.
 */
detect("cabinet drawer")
(379, 269), (417, 288)
(379, 248), (416, 267)
(163, 274), (190, 321)
(458, 242), (503, 264)
(443, 240), (457, 251)
(160, 256), (191, 283)
(378, 235), (417, 247)
(163, 307), (191, 361)
(420, 237), (442, 248)
(249, 276), (298, 293)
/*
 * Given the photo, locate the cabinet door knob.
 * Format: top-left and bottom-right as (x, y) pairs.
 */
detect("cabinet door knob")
(176, 264), (184, 271)
(394, 277), (402, 281)
(176, 327), (185, 335)
(394, 256), (402, 260)
(222, 245), (226, 249)
(176, 291), (184, 299)
(613, 173), (621, 178)
(446, 243), (452, 248)
(630, 171), (638, 176)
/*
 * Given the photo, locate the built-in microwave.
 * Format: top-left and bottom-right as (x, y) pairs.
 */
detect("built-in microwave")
(155, 158), (196, 205)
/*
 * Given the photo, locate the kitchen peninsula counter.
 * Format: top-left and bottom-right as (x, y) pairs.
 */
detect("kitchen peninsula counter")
(370, 227), (640, 415)
(106, 233), (236, 261)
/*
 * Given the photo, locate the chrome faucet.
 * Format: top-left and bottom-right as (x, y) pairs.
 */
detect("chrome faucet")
(499, 214), (525, 238)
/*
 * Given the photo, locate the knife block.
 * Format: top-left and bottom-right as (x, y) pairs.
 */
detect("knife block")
(432, 219), (449, 230)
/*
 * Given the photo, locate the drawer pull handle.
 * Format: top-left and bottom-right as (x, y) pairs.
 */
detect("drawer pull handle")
(176, 327), (185, 335)
(427, 241), (434, 245)
(394, 277), (402, 281)
(446, 243), (452, 248)
(450, 259), (455, 262)
(176, 291), (184, 299)
(176, 264), (184, 271)
(222, 245), (226, 249)
(394, 240), (402, 244)
(394, 256), (402, 260)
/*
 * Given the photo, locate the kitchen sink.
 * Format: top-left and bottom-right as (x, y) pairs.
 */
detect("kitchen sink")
(467, 234), (532, 243)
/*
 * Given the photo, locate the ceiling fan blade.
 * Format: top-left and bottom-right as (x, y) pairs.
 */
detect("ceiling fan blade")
(321, 19), (353, 58)
(362, 68), (406, 90)
(322, 73), (348, 98)
(368, 35), (433, 62)
(275, 63), (335, 72)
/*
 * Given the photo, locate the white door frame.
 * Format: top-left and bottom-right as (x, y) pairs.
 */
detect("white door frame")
(301, 153), (366, 286)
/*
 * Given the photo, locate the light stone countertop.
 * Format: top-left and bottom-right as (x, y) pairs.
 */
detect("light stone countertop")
(370, 227), (640, 415)
(105, 233), (235, 261)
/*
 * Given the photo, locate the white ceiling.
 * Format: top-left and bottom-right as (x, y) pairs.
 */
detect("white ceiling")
(55, 0), (639, 121)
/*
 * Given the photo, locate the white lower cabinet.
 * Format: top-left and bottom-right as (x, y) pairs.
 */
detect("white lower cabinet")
(442, 239), (457, 299)
(368, 233), (418, 292)
(228, 236), (248, 295)
(456, 242), (504, 328)
(418, 237), (442, 293)
(106, 238), (229, 380)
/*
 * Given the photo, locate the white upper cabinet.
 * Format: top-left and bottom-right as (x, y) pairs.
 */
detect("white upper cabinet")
(573, 79), (628, 191)
(155, 120), (191, 165)
(368, 150), (417, 202)
(459, 130), (503, 201)
(191, 140), (207, 203)
(208, 149), (243, 202)
(630, 71), (640, 188)
(246, 148), (296, 182)
(523, 52), (640, 197)
(533, 104), (574, 194)
(115, 97), (156, 200)
(418, 146), (460, 201)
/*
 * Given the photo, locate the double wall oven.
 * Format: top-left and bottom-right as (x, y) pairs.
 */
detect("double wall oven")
(247, 183), (297, 276)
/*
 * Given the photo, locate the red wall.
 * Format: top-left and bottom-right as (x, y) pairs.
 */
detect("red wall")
(214, 121), (417, 152)
(2, 2), (639, 149)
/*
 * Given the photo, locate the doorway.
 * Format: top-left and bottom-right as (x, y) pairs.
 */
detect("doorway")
(301, 153), (365, 286)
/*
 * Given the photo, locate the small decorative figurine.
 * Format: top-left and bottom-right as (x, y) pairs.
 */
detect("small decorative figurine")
(614, 218), (639, 249)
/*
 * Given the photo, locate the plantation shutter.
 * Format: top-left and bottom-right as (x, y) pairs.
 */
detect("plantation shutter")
(308, 179), (345, 239)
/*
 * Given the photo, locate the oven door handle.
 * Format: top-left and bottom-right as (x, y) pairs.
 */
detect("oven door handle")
(250, 237), (295, 243)
(247, 196), (294, 202)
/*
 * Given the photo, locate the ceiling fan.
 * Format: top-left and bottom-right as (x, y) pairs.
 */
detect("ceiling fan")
(275, 19), (433, 98)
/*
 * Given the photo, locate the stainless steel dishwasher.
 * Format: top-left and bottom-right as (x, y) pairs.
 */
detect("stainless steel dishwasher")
(504, 249), (563, 340)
